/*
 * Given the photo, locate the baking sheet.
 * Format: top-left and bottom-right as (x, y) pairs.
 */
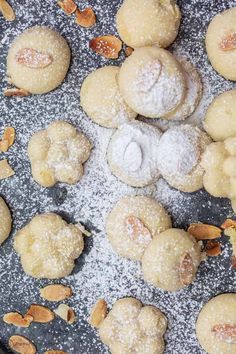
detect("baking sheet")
(0, 0), (236, 353)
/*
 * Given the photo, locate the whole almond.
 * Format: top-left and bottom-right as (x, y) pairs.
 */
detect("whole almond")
(3, 312), (33, 327)
(125, 215), (152, 246)
(89, 35), (122, 59)
(16, 48), (53, 69)
(219, 32), (236, 51)
(9, 335), (36, 354)
(179, 252), (194, 286)
(40, 284), (72, 302)
(54, 304), (76, 324)
(89, 299), (107, 328)
(212, 324), (236, 343)
(26, 304), (54, 323)
(75, 8), (96, 28)
(188, 223), (221, 240)
(0, 0), (15, 21)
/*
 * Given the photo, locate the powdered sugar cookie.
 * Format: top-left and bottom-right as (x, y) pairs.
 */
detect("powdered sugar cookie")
(7, 26), (71, 94)
(106, 196), (171, 260)
(204, 90), (236, 141)
(142, 228), (201, 291)
(116, 0), (181, 48)
(196, 293), (236, 354)
(28, 121), (92, 187)
(163, 58), (202, 121)
(0, 197), (12, 246)
(80, 66), (137, 128)
(206, 7), (236, 81)
(99, 297), (167, 354)
(157, 125), (211, 192)
(107, 120), (162, 187)
(14, 213), (84, 278)
(118, 47), (187, 118)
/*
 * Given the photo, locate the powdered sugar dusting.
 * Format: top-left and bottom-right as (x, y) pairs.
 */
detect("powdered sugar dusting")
(0, 0), (236, 353)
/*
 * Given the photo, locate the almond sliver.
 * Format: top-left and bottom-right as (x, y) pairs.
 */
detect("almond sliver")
(58, 0), (77, 15)
(221, 219), (236, 229)
(9, 335), (36, 354)
(89, 35), (122, 59)
(16, 48), (53, 69)
(212, 324), (236, 343)
(3, 87), (30, 97)
(219, 32), (236, 51)
(187, 223), (221, 240)
(205, 241), (221, 257)
(3, 312), (33, 327)
(3, 127), (15, 147)
(0, 0), (15, 21)
(26, 304), (54, 323)
(54, 304), (76, 324)
(0, 140), (9, 152)
(75, 8), (96, 28)
(0, 159), (15, 180)
(125, 215), (152, 246)
(40, 284), (72, 302)
(179, 252), (194, 286)
(89, 299), (107, 328)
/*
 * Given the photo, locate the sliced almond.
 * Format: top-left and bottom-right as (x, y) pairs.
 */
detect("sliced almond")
(179, 252), (194, 286)
(187, 223), (222, 240)
(89, 299), (107, 328)
(125, 215), (152, 246)
(0, 140), (9, 152)
(54, 304), (76, 324)
(221, 219), (236, 229)
(44, 351), (67, 354)
(125, 46), (134, 57)
(232, 255), (236, 269)
(205, 241), (221, 257)
(26, 304), (54, 323)
(3, 126), (15, 147)
(76, 222), (91, 237)
(58, 0), (77, 15)
(3, 312), (33, 327)
(75, 8), (96, 28)
(3, 88), (30, 97)
(212, 324), (236, 343)
(0, 0), (15, 21)
(0, 159), (15, 179)
(40, 284), (72, 302)
(219, 32), (236, 51)
(89, 35), (122, 59)
(16, 48), (53, 69)
(9, 335), (36, 354)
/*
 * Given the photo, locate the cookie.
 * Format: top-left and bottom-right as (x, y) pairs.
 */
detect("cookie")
(0, 197), (12, 246)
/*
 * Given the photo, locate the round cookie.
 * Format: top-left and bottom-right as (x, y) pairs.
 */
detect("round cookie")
(163, 58), (202, 121)
(116, 0), (181, 48)
(118, 47), (187, 118)
(80, 66), (137, 128)
(0, 197), (12, 245)
(99, 297), (167, 354)
(141, 228), (201, 291)
(157, 125), (211, 192)
(106, 196), (172, 260)
(206, 7), (236, 81)
(14, 213), (84, 279)
(107, 120), (162, 187)
(204, 90), (236, 141)
(7, 26), (71, 94)
(196, 293), (236, 354)
(28, 121), (92, 187)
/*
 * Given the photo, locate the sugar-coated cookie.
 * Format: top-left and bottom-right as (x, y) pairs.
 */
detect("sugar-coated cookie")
(28, 121), (92, 187)
(204, 90), (236, 141)
(0, 197), (12, 246)
(107, 120), (162, 187)
(196, 293), (236, 354)
(116, 0), (181, 48)
(14, 213), (84, 279)
(80, 66), (137, 128)
(142, 228), (201, 291)
(7, 26), (71, 94)
(157, 125), (211, 192)
(118, 47), (187, 118)
(206, 7), (236, 80)
(99, 297), (167, 354)
(106, 196), (171, 260)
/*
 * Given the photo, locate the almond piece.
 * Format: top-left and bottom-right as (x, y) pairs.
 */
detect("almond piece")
(3, 126), (15, 147)
(89, 299), (107, 328)
(212, 324), (236, 343)
(9, 335), (36, 354)
(232, 255), (236, 269)
(0, 0), (15, 21)
(16, 48), (53, 69)
(0, 159), (15, 180)
(54, 304), (76, 324)
(76, 222), (91, 237)
(26, 304), (54, 323)
(179, 252), (194, 286)
(89, 35), (122, 59)
(205, 241), (221, 257)
(3, 88), (30, 97)
(187, 223), (222, 240)
(0, 140), (9, 152)
(125, 215), (152, 246)
(125, 46), (134, 57)
(3, 312), (33, 327)
(40, 284), (72, 302)
(75, 8), (96, 28)
(221, 219), (236, 229)
(219, 32), (236, 51)
(44, 351), (67, 354)
(58, 0), (77, 15)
